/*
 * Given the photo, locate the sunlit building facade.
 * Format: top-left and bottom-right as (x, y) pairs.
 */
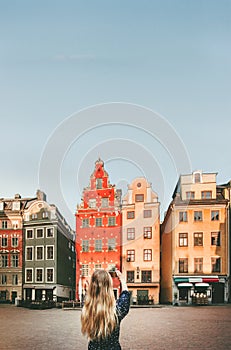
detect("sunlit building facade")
(122, 178), (160, 305)
(161, 171), (229, 305)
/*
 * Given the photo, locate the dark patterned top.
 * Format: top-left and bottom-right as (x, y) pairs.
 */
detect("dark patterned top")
(88, 290), (130, 350)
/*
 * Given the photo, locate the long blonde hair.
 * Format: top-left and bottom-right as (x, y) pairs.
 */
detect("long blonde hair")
(81, 269), (117, 340)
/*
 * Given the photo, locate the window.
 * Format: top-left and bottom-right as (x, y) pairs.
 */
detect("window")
(179, 258), (188, 273)
(144, 249), (152, 261)
(201, 191), (212, 199)
(1, 274), (7, 284)
(12, 274), (18, 285)
(36, 229), (43, 238)
(47, 246), (54, 260)
(12, 221), (18, 229)
(95, 264), (102, 270)
(82, 240), (89, 252)
(11, 255), (19, 267)
(26, 247), (33, 261)
(194, 173), (201, 183)
(82, 264), (89, 277)
(141, 270), (152, 283)
(211, 257), (221, 273)
(127, 211), (135, 219)
(127, 228), (135, 240)
(101, 198), (109, 208)
(143, 210), (152, 218)
(211, 232), (221, 246)
(46, 228), (54, 238)
(108, 217), (116, 226)
(95, 217), (102, 227)
(194, 211), (202, 221)
(211, 210), (219, 221)
(179, 211), (188, 222)
(31, 213), (37, 220)
(26, 230), (33, 239)
(194, 258), (203, 273)
(42, 211), (48, 218)
(1, 238), (7, 247)
(127, 250), (135, 262)
(127, 271), (134, 283)
(12, 237), (18, 247)
(135, 194), (144, 202)
(108, 238), (116, 251)
(46, 268), (54, 282)
(82, 218), (89, 228)
(26, 269), (33, 282)
(179, 233), (188, 247)
(96, 178), (102, 189)
(194, 232), (203, 246)
(36, 246), (43, 260)
(144, 227), (152, 239)
(36, 268), (43, 282)
(89, 199), (96, 208)
(1, 255), (8, 267)
(95, 239), (102, 252)
(2, 221), (7, 229)
(186, 192), (195, 199)
(12, 201), (20, 211)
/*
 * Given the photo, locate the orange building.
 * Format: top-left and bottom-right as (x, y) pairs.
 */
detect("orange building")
(75, 159), (122, 301)
(161, 171), (229, 305)
(122, 178), (160, 305)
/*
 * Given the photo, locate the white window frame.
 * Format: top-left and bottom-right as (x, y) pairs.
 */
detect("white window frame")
(25, 268), (33, 283)
(81, 264), (89, 277)
(46, 267), (54, 283)
(89, 199), (96, 208)
(94, 264), (102, 270)
(11, 254), (19, 268)
(12, 237), (19, 247)
(46, 245), (54, 260)
(36, 228), (44, 239)
(26, 229), (34, 239)
(26, 246), (34, 261)
(35, 268), (44, 283)
(82, 218), (89, 228)
(101, 197), (109, 208)
(1, 237), (7, 247)
(46, 227), (54, 238)
(36, 246), (44, 261)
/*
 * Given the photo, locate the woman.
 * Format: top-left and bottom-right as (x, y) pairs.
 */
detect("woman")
(81, 269), (130, 349)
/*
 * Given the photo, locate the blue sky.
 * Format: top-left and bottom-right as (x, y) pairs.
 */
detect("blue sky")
(0, 0), (230, 228)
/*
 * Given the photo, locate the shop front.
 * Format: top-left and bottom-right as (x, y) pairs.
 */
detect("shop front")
(173, 276), (227, 305)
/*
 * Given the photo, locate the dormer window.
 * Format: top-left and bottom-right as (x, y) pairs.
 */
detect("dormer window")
(12, 201), (20, 211)
(193, 171), (202, 183)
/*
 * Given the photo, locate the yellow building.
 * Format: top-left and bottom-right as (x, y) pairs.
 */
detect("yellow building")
(122, 178), (160, 305)
(161, 171), (229, 305)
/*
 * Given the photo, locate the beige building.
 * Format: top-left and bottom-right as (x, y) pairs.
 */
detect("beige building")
(122, 177), (160, 305)
(161, 171), (229, 305)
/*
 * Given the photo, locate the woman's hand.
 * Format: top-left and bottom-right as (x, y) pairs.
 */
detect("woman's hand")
(115, 270), (128, 291)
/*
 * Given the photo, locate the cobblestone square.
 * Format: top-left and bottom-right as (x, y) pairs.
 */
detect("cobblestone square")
(1, 305), (231, 350)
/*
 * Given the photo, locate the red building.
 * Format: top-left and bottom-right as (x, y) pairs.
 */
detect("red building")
(75, 158), (122, 300)
(0, 194), (29, 303)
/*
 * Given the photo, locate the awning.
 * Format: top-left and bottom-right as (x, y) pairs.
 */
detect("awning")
(195, 283), (209, 288)
(202, 278), (219, 283)
(178, 283), (193, 288)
